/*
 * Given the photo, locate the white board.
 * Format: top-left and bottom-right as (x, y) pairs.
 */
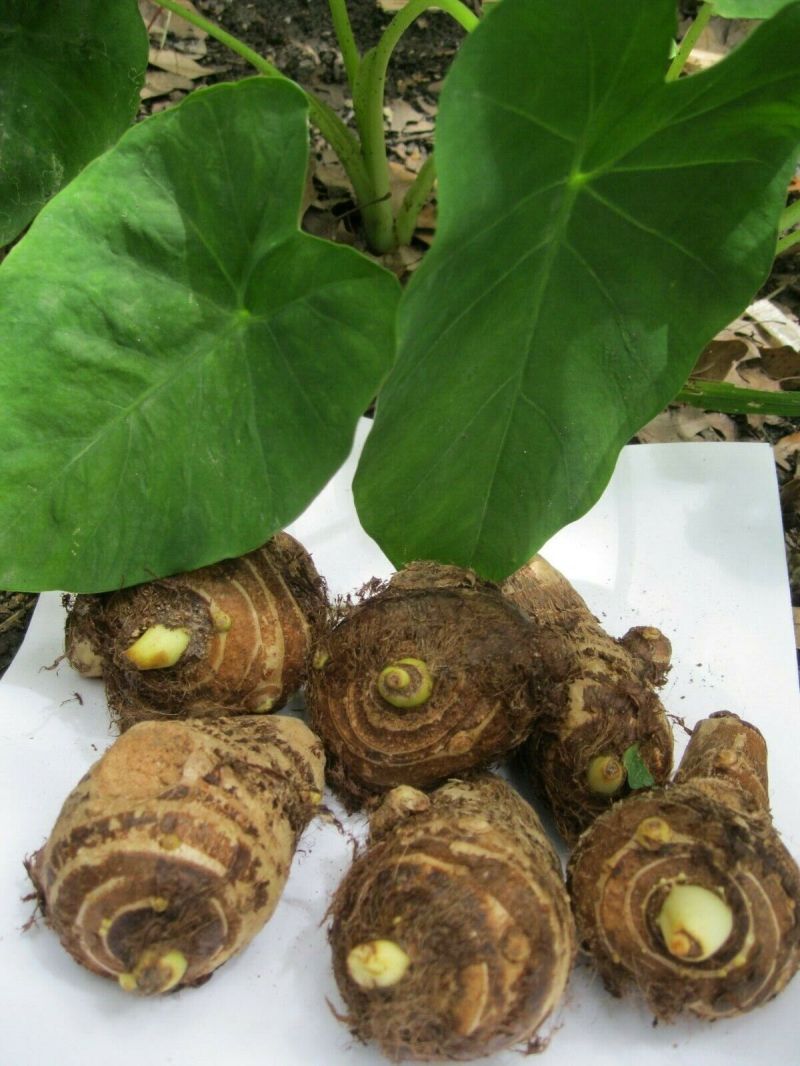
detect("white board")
(1, 420), (798, 1065)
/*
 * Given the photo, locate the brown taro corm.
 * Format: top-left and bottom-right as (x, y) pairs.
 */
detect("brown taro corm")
(329, 774), (576, 1060)
(28, 714), (325, 994)
(501, 554), (674, 843)
(568, 712), (800, 1020)
(306, 561), (546, 809)
(65, 532), (328, 730)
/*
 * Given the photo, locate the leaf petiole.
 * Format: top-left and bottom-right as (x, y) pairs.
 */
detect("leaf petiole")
(665, 1), (714, 82)
(153, 0), (373, 215)
(776, 197), (800, 255)
(676, 379), (800, 416)
(328, 0), (361, 90)
(354, 0), (479, 252)
(155, 0), (282, 78)
(395, 152), (438, 247)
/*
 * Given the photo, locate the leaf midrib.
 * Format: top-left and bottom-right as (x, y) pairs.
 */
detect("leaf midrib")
(432, 43), (773, 560)
(390, 171), (586, 558)
(466, 173), (584, 559)
(466, 18), (800, 532)
(0, 247), (367, 546)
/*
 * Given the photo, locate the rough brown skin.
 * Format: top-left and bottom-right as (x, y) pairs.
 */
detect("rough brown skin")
(27, 714), (325, 994)
(501, 555), (674, 842)
(306, 562), (544, 809)
(64, 592), (106, 677)
(65, 533), (327, 729)
(329, 775), (576, 1061)
(567, 712), (800, 1020)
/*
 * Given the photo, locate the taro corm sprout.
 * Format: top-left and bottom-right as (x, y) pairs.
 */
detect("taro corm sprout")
(306, 562), (544, 808)
(329, 775), (576, 1060)
(64, 532), (327, 730)
(501, 555), (674, 842)
(27, 715), (324, 994)
(567, 712), (800, 1019)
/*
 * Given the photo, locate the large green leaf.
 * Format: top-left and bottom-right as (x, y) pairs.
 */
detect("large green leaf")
(0, 0), (148, 246)
(712, 1), (793, 16)
(354, 0), (800, 580)
(0, 78), (399, 592)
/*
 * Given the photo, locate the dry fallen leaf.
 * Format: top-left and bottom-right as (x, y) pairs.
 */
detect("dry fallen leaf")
(636, 407), (738, 444)
(148, 47), (225, 80)
(312, 160), (352, 202)
(760, 345), (800, 386)
(692, 337), (752, 381)
(372, 243), (425, 281)
(684, 16), (755, 73)
(734, 358), (788, 393)
(139, 0), (207, 41)
(745, 299), (800, 350)
(312, 83), (353, 120)
(388, 160), (419, 212)
(140, 70), (196, 100)
(386, 99), (435, 138)
(774, 430), (800, 472)
(781, 478), (800, 528)
(687, 308), (800, 431)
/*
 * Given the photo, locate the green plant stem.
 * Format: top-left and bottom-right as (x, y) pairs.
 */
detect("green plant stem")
(154, 0), (373, 210)
(777, 198), (800, 255)
(395, 153), (438, 246)
(676, 379), (800, 416)
(666, 2), (714, 82)
(155, 0), (478, 251)
(156, 0), (282, 77)
(355, 0), (479, 252)
(381, 0), (480, 46)
(776, 229), (800, 256)
(328, 0), (361, 90)
(780, 198), (800, 232)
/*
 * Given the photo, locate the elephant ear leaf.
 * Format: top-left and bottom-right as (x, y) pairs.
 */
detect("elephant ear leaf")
(353, 0), (800, 580)
(0, 0), (148, 246)
(0, 78), (399, 592)
(711, 1), (795, 18)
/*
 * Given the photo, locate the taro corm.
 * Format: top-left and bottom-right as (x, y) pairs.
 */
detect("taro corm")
(27, 715), (325, 995)
(502, 555), (674, 842)
(567, 712), (800, 1019)
(65, 533), (326, 730)
(306, 561), (544, 808)
(328, 774), (576, 1059)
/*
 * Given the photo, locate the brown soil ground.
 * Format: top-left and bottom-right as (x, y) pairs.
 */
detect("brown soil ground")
(0, 592), (37, 675)
(194, 0), (467, 97)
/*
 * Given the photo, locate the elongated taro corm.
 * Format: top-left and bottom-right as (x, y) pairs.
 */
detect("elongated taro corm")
(27, 714), (324, 994)
(329, 774), (576, 1060)
(65, 532), (327, 729)
(306, 561), (544, 808)
(501, 555), (673, 842)
(567, 711), (800, 1019)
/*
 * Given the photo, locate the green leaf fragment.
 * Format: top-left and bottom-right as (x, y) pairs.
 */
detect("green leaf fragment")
(676, 380), (800, 416)
(0, 0), (148, 246)
(354, 0), (800, 579)
(623, 744), (656, 790)
(0, 78), (400, 592)
(711, 1), (795, 17)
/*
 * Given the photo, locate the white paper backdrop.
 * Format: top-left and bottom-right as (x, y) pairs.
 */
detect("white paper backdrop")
(2, 421), (799, 1065)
